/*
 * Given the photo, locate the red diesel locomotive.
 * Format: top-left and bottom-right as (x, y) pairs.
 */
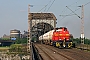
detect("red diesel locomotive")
(52, 27), (74, 48)
(39, 27), (75, 48)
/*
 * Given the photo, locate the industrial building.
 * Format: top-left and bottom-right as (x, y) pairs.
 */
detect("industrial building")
(10, 29), (21, 39)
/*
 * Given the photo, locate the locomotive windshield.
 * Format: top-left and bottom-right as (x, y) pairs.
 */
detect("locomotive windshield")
(55, 27), (67, 31)
(64, 28), (67, 31)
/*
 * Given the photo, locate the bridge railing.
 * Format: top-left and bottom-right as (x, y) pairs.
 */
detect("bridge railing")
(31, 42), (42, 60)
(76, 44), (90, 51)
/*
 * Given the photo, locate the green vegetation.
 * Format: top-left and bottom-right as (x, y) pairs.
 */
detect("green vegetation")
(84, 38), (90, 45)
(10, 44), (22, 52)
(73, 38), (81, 44)
(0, 47), (9, 49)
(73, 38), (90, 45)
(0, 37), (27, 44)
(31, 37), (38, 42)
(0, 47), (9, 52)
(1, 38), (10, 40)
(9, 44), (27, 54)
(15, 38), (27, 44)
(0, 38), (28, 55)
(9, 38), (27, 54)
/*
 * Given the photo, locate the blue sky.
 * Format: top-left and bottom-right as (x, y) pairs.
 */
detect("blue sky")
(0, 0), (90, 38)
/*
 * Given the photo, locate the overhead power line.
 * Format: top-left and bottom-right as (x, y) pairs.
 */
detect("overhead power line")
(84, 1), (90, 6)
(38, 0), (51, 12)
(66, 6), (80, 18)
(67, 0), (81, 7)
(59, 1), (90, 20)
(47, 0), (55, 12)
(59, 14), (76, 16)
(38, 5), (48, 12)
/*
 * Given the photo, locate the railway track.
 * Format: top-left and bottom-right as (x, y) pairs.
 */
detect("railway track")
(36, 44), (56, 60)
(44, 44), (90, 60)
(34, 43), (74, 60)
(35, 43), (56, 60)
(61, 48), (90, 60)
(34, 43), (90, 60)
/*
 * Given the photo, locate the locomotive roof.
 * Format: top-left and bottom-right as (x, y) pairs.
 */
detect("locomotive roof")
(55, 27), (67, 29)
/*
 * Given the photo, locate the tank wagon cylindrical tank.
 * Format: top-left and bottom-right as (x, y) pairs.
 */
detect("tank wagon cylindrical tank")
(10, 29), (20, 39)
(39, 30), (54, 44)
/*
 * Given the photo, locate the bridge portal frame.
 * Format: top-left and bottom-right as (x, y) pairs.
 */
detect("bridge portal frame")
(27, 12), (57, 53)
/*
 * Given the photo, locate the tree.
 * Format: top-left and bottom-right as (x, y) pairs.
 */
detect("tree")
(84, 38), (90, 45)
(15, 38), (27, 44)
(15, 38), (21, 44)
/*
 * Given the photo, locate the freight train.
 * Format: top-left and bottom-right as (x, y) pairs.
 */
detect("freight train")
(39, 27), (75, 48)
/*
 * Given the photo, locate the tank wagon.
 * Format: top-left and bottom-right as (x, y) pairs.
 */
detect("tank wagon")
(39, 27), (75, 48)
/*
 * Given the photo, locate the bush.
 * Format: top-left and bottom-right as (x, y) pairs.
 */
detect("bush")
(9, 44), (22, 52)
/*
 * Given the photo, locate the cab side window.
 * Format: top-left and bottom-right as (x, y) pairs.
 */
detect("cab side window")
(64, 28), (67, 31)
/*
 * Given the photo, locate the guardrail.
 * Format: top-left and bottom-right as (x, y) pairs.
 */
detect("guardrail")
(31, 42), (43, 60)
(76, 44), (90, 51)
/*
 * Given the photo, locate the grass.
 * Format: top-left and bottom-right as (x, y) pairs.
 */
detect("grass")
(0, 46), (10, 50)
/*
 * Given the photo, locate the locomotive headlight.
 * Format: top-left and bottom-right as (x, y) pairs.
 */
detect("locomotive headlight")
(59, 39), (61, 40)
(66, 34), (69, 36)
(59, 34), (62, 36)
(67, 39), (69, 40)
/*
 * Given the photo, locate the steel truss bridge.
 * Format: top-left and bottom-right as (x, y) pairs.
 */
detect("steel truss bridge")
(27, 12), (57, 52)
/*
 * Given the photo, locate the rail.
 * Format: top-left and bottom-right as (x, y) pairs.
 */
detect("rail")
(34, 43), (74, 60)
